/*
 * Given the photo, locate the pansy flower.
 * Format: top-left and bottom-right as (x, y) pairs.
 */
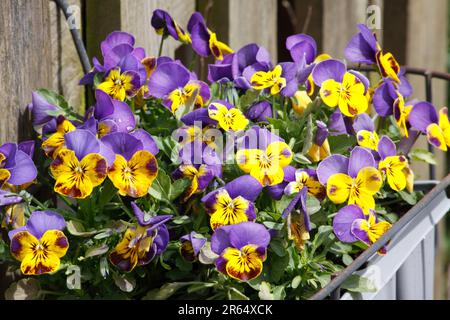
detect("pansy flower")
(148, 61), (210, 113)
(101, 131), (159, 198)
(286, 33), (328, 96)
(173, 141), (222, 201)
(42, 116), (76, 158)
(180, 231), (206, 262)
(80, 31), (146, 85)
(250, 63), (298, 96)
(97, 67), (141, 101)
(373, 79), (414, 134)
(292, 90), (312, 114)
(110, 202), (171, 272)
(208, 53), (235, 84)
(236, 137), (293, 186)
(245, 101), (272, 123)
(408, 102), (450, 151)
(208, 100), (249, 132)
(211, 222), (270, 281)
(151, 9), (191, 44)
(307, 121), (331, 162)
(0, 141), (37, 189)
(50, 130), (113, 199)
(333, 205), (391, 254)
(345, 24), (401, 84)
(353, 113), (379, 150)
(9, 211), (68, 275)
(312, 59), (369, 117)
(187, 12), (233, 60)
(376, 136), (409, 191)
(202, 175), (262, 230)
(284, 168), (326, 200)
(2, 201), (26, 230)
(317, 147), (382, 213)
(86, 90), (136, 137)
(29, 91), (63, 127)
(230, 43), (272, 89)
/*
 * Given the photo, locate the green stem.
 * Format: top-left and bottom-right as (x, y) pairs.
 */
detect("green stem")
(158, 37), (165, 57)
(272, 95), (277, 119)
(214, 176), (226, 186)
(28, 194), (48, 210)
(117, 195), (134, 219)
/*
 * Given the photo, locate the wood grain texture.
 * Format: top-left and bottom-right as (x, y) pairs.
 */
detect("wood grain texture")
(228, 0), (278, 62)
(49, 0), (85, 113)
(0, 0), (51, 142)
(322, 0), (368, 59)
(120, 0), (196, 58)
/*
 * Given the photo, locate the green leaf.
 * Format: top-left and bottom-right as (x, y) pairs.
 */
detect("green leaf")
(328, 135), (357, 155)
(37, 88), (69, 109)
(113, 273), (136, 293)
(291, 275), (302, 289)
(409, 149), (437, 165)
(187, 282), (216, 294)
(341, 274), (377, 293)
(293, 153), (312, 165)
(306, 195), (321, 215)
(258, 281), (273, 300)
(301, 114), (314, 154)
(343, 254), (353, 266)
(238, 89), (260, 111)
(148, 169), (172, 201)
(172, 215), (191, 225)
(66, 220), (98, 237)
(227, 287), (250, 300)
(269, 239), (287, 257)
(83, 244), (109, 259)
(276, 194), (295, 215)
(93, 72), (105, 88)
(269, 252), (289, 282)
(143, 282), (199, 300)
(170, 178), (191, 200)
(398, 190), (417, 205)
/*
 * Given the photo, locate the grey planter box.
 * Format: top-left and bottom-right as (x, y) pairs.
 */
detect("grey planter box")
(312, 178), (450, 300)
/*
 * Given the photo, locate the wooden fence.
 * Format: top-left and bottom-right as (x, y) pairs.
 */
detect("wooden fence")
(0, 0), (448, 298)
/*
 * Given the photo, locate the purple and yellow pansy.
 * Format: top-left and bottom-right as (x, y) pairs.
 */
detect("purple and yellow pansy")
(110, 202), (171, 272)
(202, 175), (262, 230)
(50, 130), (113, 199)
(333, 204), (391, 254)
(101, 131), (159, 198)
(317, 147), (382, 213)
(180, 231), (207, 262)
(312, 59), (369, 117)
(9, 210), (68, 275)
(409, 102), (450, 151)
(211, 222), (270, 281)
(148, 61), (210, 113)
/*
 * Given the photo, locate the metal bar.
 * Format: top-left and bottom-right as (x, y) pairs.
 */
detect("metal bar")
(310, 175), (450, 300)
(425, 72), (436, 180)
(53, 0), (91, 74)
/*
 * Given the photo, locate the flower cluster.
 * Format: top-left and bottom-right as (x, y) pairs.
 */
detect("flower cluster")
(0, 11), (445, 300)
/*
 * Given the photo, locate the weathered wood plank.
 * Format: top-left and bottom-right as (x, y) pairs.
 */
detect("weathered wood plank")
(0, 0), (52, 142)
(86, 0), (195, 61)
(228, 0), (278, 62)
(120, 0), (196, 58)
(322, 0), (368, 59)
(49, 0), (85, 113)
